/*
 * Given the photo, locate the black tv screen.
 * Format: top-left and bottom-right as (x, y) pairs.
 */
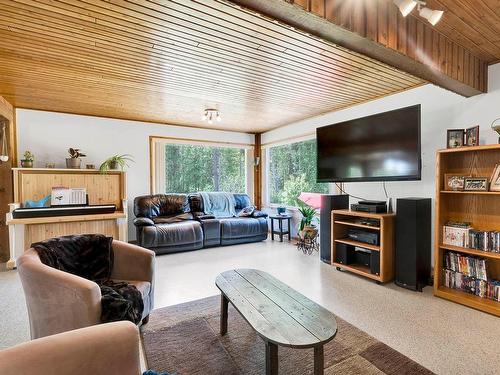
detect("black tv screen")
(316, 105), (421, 182)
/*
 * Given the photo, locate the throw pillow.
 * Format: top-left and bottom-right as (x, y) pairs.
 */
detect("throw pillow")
(238, 205), (255, 217)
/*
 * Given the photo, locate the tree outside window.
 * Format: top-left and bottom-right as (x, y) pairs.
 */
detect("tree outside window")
(268, 139), (328, 206)
(164, 144), (246, 193)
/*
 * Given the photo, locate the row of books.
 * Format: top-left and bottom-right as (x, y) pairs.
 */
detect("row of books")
(442, 269), (500, 302)
(443, 221), (500, 253)
(444, 251), (488, 281)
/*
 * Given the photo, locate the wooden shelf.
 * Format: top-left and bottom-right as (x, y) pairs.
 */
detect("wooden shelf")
(440, 190), (500, 195)
(439, 244), (500, 260)
(332, 262), (381, 281)
(7, 212), (126, 225)
(333, 220), (380, 231)
(331, 210), (394, 283)
(335, 238), (380, 252)
(435, 287), (500, 316)
(437, 144), (500, 154)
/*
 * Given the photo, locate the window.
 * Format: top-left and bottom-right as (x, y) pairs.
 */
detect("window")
(152, 138), (248, 193)
(267, 139), (328, 206)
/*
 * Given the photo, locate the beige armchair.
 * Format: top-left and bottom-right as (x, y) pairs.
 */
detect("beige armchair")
(0, 321), (141, 375)
(18, 240), (155, 339)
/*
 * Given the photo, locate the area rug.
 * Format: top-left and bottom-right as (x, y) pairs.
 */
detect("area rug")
(141, 295), (434, 375)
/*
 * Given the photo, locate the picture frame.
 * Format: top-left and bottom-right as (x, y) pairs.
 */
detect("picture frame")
(444, 174), (467, 191)
(490, 164), (500, 192)
(464, 177), (489, 191)
(465, 125), (480, 146)
(447, 129), (465, 148)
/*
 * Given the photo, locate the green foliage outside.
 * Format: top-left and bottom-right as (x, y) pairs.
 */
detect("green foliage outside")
(269, 139), (328, 206)
(164, 144), (246, 193)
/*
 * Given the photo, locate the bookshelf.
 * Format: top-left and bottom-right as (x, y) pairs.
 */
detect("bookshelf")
(434, 145), (500, 316)
(331, 209), (395, 283)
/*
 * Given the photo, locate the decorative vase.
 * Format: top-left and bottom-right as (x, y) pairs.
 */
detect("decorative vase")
(66, 158), (81, 169)
(109, 160), (119, 170)
(20, 160), (33, 168)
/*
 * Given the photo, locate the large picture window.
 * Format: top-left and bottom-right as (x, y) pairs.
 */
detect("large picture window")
(267, 139), (328, 206)
(163, 143), (247, 194)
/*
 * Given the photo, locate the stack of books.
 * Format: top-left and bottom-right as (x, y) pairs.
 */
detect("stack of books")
(443, 221), (500, 253)
(443, 251), (500, 302)
(443, 221), (472, 248)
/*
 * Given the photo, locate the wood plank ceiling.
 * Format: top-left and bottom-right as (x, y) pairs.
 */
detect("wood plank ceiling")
(240, 0), (491, 97)
(0, 0), (425, 133)
(424, 0), (500, 64)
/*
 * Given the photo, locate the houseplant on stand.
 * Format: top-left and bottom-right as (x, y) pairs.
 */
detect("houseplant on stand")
(66, 148), (86, 169)
(20, 151), (34, 168)
(297, 200), (319, 254)
(99, 154), (134, 173)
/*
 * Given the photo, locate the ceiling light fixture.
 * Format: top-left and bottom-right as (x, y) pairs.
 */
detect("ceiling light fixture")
(394, 0), (417, 17)
(393, 1), (444, 25)
(202, 109), (221, 124)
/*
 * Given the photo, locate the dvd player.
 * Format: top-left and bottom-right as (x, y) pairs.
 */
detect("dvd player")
(351, 203), (387, 213)
(348, 229), (379, 246)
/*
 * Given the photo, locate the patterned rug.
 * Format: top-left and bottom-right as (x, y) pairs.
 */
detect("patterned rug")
(141, 295), (434, 374)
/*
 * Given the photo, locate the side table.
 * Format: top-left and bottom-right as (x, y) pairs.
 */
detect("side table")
(269, 214), (292, 242)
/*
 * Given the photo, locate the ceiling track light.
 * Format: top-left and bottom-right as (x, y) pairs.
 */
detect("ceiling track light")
(201, 108), (221, 124)
(393, 0), (443, 25)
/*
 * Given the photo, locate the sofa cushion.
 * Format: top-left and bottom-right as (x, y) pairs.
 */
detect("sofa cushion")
(234, 194), (252, 210)
(153, 213), (194, 224)
(134, 194), (190, 219)
(219, 217), (268, 240)
(141, 221), (203, 248)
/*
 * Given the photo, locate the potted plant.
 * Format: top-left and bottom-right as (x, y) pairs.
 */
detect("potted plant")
(20, 150), (34, 168)
(99, 154), (134, 173)
(297, 200), (319, 239)
(66, 148), (86, 169)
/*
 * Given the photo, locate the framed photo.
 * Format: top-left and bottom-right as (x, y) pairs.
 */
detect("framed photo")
(447, 129), (464, 148)
(464, 177), (489, 191)
(444, 174), (467, 191)
(465, 126), (479, 146)
(490, 164), (500, 192)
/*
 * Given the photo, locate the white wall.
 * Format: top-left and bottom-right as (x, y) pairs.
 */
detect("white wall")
(16, 110), (254, 240)
(262, 63), (500, 249)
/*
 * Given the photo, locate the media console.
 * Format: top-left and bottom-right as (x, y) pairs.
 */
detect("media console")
(331, 209), (395, 283)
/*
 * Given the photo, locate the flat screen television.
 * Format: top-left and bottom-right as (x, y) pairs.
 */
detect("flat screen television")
(316, 105), (421, 182)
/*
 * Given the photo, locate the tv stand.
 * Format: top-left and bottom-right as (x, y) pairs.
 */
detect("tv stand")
(331, 209), (395, 283)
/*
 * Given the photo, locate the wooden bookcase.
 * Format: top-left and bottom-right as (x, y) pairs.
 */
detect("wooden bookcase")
(434, 145), (500, 316)
(331, 209), (395, 283)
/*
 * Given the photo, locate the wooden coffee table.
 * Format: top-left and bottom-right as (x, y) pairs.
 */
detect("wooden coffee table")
(215, 269), (337, 375)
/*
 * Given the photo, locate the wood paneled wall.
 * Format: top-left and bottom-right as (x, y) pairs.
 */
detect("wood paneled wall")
(232, 0), (488, 96)
(0, 96), (15, 263)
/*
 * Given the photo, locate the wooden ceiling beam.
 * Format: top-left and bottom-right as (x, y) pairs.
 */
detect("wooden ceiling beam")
(229, 0), (488, 97)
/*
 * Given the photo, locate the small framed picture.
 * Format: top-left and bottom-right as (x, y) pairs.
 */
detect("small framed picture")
(490, 164), (500, 192)
(444, 174), (467, 191)
(464, 177), (489, 191)
(447, 129), (464, 148)
(465, 126), (479, 146)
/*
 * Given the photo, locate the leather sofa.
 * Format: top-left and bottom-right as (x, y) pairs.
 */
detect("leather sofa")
(134, 193), (268, 254)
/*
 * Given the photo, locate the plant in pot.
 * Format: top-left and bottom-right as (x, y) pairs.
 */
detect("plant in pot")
(66, 148), (86, 169)
(20, 150), (34, 168)
(99, 154), (134, 173)
(297, 200), (319, 240)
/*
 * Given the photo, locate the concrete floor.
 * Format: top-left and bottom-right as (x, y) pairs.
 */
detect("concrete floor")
(1, 240), (499, 374)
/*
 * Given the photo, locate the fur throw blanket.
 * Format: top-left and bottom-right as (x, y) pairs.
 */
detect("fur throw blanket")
(32, 234), (144, 324)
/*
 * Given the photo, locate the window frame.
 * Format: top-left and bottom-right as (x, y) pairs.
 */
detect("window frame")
(262, 134), (332, 209)
(149, 136), (254, 196)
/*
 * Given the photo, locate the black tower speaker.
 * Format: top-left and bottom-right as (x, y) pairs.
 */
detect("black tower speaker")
(320, 194), (349, 263)
(395, 198), (431, 291)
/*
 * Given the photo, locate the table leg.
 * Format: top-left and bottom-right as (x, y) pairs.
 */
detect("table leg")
(314, 345), (324, 375)
(220, 294), (228, 335)
(287, 219), (291, 241)
(271, 219), (275, 241)
(279, 219), (283, 242)
(265, 341), (278, 375)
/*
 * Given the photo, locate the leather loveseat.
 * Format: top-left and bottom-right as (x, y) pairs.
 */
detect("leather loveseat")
(133, 193), (268, 254)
